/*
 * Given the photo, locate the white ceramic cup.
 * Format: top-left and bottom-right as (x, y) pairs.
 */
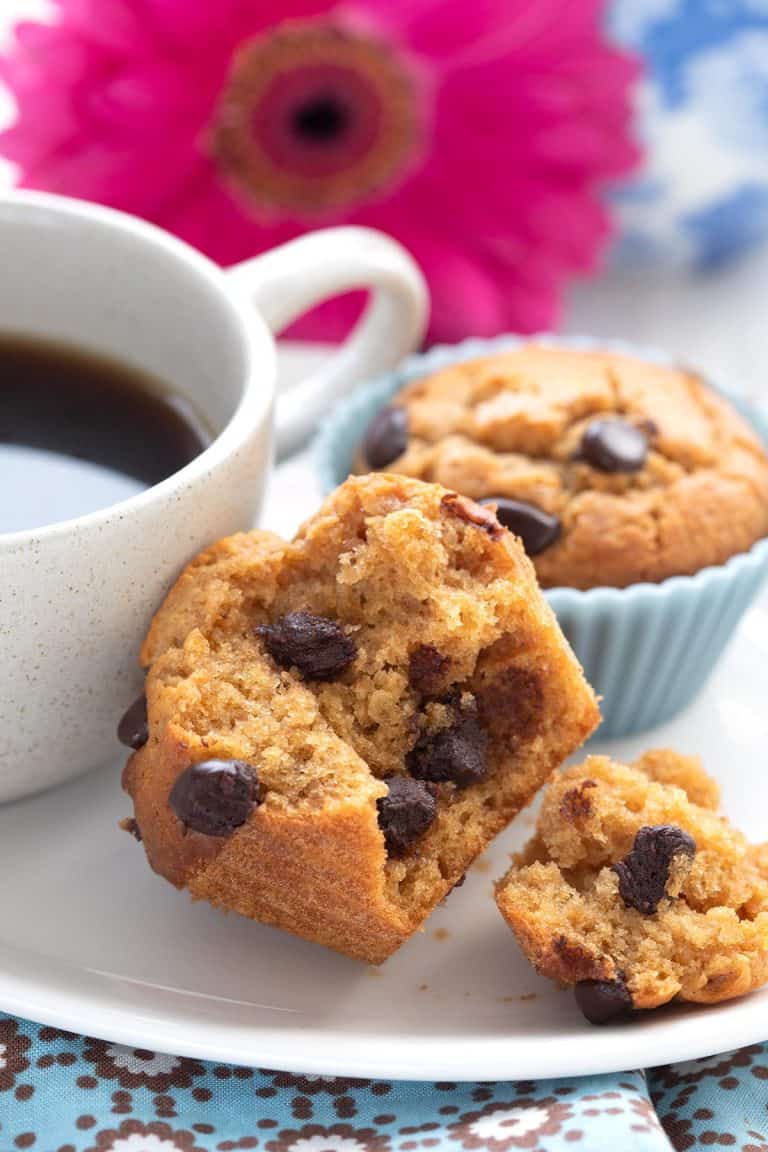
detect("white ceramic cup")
(0, 191), (427, 803)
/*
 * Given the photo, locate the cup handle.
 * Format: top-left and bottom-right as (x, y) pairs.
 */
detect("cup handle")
(227, 227), (429, 458)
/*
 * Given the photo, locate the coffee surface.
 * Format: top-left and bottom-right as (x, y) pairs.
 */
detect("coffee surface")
(0, 334), (210, 532)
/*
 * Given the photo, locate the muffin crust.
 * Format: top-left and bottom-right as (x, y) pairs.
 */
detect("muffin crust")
(356, 346), (768, 588)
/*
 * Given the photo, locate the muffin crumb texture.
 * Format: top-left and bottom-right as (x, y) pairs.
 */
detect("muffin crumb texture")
(357, 346), (768, 588)
(122, 473), (599, 963)
(495, 750), (768, 1017)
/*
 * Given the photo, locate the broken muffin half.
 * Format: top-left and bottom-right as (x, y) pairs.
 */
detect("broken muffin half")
(122, 473), (599, 962)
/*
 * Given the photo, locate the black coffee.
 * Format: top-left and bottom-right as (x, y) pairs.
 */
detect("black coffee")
(0, 334), (210, 533)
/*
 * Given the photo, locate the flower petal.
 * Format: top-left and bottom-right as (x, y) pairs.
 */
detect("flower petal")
(1, 0), (638, 345)
(154, 159), (299, 265)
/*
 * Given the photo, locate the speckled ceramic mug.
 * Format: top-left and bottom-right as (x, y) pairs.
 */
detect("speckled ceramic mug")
(0, 192), (427, 803)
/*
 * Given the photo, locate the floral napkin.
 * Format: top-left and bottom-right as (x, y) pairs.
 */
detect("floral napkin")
(1, 1014), (766, 1152)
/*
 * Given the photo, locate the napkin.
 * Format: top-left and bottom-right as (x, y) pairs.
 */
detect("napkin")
(1, 1014), (766, 1151)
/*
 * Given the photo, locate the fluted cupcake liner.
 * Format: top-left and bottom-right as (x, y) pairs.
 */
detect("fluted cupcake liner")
(314, 335), (768, 737)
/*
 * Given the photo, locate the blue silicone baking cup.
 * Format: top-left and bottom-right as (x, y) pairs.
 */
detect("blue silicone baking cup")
(314, 334), (768, 738)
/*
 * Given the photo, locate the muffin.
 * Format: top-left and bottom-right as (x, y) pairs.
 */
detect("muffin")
(495, 749), (768, 1023)
(355, 345), (768, 590)
(120, 473), (599, 963)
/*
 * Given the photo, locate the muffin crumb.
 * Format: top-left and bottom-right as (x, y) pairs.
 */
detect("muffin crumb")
(496, 750), (768, 1017)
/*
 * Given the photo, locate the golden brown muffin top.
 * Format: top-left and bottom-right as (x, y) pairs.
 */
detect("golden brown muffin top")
(357, 346), (768, 588)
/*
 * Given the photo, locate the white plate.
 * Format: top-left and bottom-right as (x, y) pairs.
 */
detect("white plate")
(1, 578), (767, 1080)
(2, 346), (767, 1080)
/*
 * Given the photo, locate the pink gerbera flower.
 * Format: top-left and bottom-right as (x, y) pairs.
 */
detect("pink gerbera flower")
(0, 0), (639, 341)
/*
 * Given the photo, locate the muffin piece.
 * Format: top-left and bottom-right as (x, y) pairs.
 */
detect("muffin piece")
(356, 346), (768, 588)
(495, 751), (768, 1021)
(122, 474), (599, 963)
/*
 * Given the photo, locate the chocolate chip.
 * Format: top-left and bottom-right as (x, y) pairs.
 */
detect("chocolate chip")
(475, 666), (542, 749)
(169, 759), (261, 837)
(258, 612), (357, 680)
(117, 694), (148, 749)
(479, 499), (561, 556)
(406, 704), (488, 786)
(440, 492), (504, 540)
(362, 405), (408, 469)
(574, 978), (634, 1025)
(377, 775), (437, 853)
(408, 645), (452, 697)
(613, 825), (696, 915)
(579, 418), (649, 473)
(119, 816), (142, 842)
(559, 779), (598, 823)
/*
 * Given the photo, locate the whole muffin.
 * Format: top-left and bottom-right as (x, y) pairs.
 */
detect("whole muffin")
(356, 346), (768, 589)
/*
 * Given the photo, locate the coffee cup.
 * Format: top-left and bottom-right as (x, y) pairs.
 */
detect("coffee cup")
(0, 191), (427, 802)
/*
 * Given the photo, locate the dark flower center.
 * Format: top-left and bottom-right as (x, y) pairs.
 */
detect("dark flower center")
(211, 21), (422, 216)
(292, 94), (350, 143)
